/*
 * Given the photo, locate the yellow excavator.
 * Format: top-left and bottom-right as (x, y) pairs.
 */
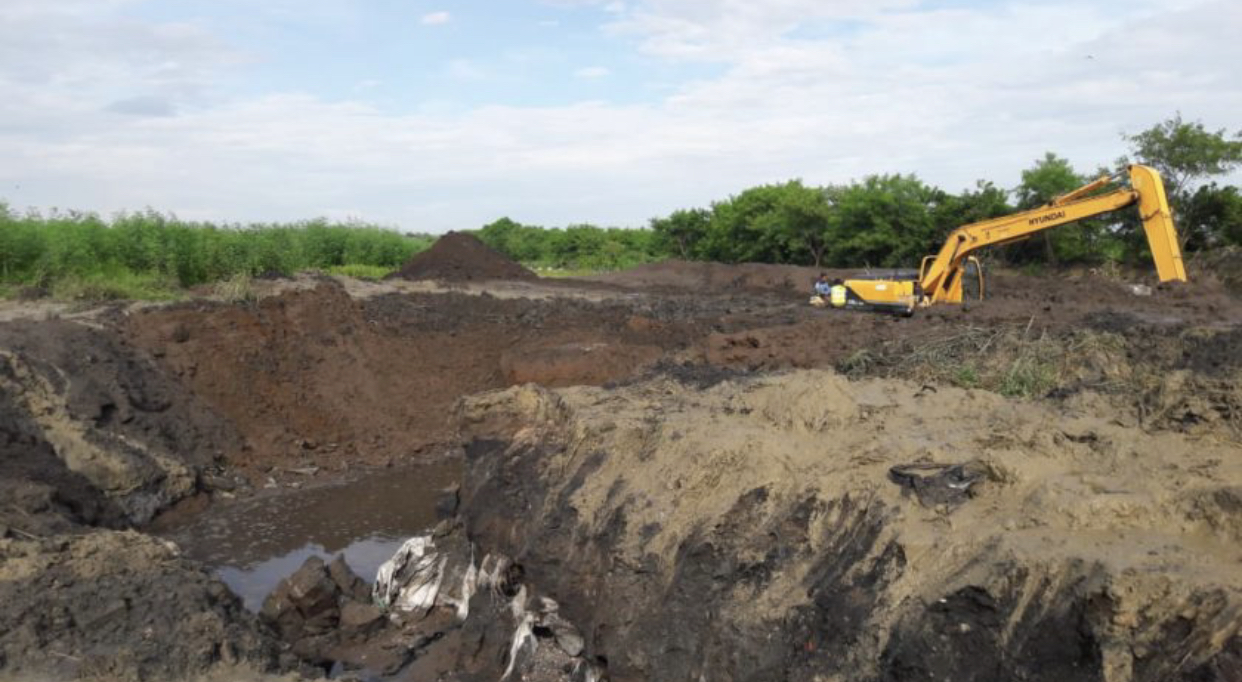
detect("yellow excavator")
(823, 164), (1188, 314)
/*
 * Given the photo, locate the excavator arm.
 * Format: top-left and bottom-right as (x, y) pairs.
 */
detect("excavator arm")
(917, 164), (1186, 303)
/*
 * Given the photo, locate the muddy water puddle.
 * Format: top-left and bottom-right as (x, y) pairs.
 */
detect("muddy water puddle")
(159, 462), (460, 611)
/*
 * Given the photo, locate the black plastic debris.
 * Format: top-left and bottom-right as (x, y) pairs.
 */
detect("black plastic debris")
(888, 461), (987, 507)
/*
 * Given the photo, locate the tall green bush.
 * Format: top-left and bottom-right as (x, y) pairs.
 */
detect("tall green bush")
(0, 208), (433, 296)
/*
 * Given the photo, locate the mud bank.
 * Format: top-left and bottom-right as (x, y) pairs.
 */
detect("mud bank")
(452, 370), (1242, 682)
(0, 319), (238, 530)
(0, 319), (293, 680)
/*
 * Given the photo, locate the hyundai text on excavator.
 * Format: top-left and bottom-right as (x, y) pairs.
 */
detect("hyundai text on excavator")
(824, 165), (1188, 315)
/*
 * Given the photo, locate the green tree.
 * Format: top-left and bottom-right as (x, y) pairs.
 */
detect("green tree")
(1181, 183), (1242, 249)
(702, 183), (795, 263)
(1120, 114), (1242, 252)
(1121, 114), (1242, 207)
(828, 174), (941, 268)
(933, 180), (1012, 234)
(775, 184), (836, 267)
(650, 208), (709, 260)
(1012, 152), (1092, 265)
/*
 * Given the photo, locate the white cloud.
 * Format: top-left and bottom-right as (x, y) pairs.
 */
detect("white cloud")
(574, 66), (611, 79)
(1, 0), (1239, 232)
(420, 10), (451, 25)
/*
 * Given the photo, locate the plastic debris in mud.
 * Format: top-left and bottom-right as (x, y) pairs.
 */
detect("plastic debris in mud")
(888, 461), (989, 507)
(374, 533), (602, 681)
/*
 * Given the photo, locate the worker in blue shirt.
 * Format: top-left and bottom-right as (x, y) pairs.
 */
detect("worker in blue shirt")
(810, 274), (832, 307)
(813, 274), (833, 297)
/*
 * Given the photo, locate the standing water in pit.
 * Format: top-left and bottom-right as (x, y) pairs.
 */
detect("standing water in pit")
(155, 462), (459, 611)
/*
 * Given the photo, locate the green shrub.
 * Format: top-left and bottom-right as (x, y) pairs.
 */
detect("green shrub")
(0, 208), (433, 300)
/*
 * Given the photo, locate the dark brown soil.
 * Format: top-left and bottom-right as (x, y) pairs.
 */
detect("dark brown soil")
(113, 263), (1242, 484)
(119, 283), (728, 479)
(0, 532), (283, 682)
(389, 232), (537, 282)
(583, 258), (840, 296)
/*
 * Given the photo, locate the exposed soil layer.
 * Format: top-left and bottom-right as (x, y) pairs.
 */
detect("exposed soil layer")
(0, 320), (240, 528)
(451, 372), (1242, 682)
(389, 231), (537, 282)
(119, 280), (819, 479)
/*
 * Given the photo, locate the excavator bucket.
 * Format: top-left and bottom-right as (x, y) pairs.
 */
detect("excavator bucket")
(1129, 165), (1188, 283)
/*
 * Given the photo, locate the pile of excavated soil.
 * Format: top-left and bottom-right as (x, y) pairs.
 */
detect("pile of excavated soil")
(451, 369), (1242, 682)
(0, 320), (294, 682)
(389, 231), (537, 282)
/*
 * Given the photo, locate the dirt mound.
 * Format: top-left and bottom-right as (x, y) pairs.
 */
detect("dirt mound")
(0, 531), (283, 681)
(453, 370), (1242, 682)
(389, 232), (537, 283)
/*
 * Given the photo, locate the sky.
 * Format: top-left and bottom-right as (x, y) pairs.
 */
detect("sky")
(1, 0), (1239, 233)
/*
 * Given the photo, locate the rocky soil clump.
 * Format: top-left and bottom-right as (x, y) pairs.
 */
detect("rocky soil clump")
(259, 554), (425, 676)
(0, 531), (282, 681)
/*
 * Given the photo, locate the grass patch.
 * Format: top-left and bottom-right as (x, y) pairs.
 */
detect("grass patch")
(50, 270), (183, 302)
(951, 364), (981, 389)
(531, 266), (605, 278)
(213, 273), (257, 304)
(838, 349), (878, 378)
(327, 264), (395, 280)
(997, 357), (1058, 398)
(848, 323), (1128, 400)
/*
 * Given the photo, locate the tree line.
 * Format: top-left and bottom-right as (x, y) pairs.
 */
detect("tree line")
(478, 114), (1242, 270)
(1, 114), (1237, 300)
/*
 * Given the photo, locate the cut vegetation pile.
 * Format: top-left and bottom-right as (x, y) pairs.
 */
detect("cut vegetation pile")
(388, 231), (537, 283)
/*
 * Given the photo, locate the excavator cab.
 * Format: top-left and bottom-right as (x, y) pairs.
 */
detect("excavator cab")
(919, 255), (984, 304)
(963, 257), (984, 302)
